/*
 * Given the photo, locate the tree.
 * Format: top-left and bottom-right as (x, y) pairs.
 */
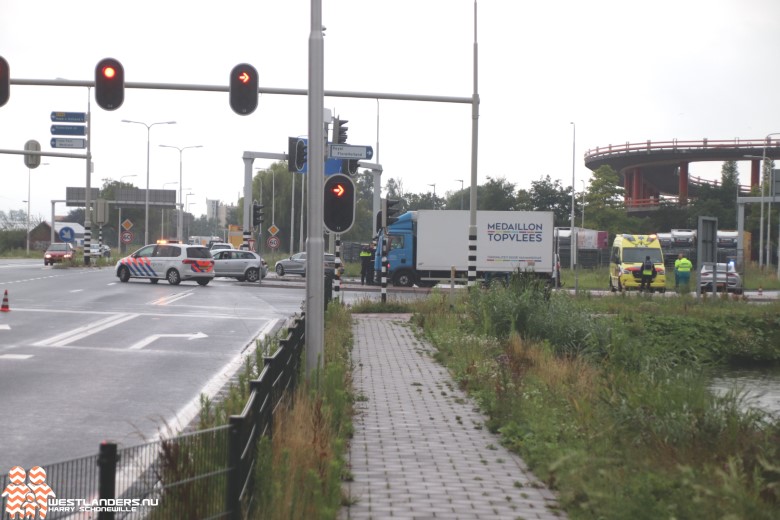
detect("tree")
(518, 175), (572, 226)
(477, 177), (516, 211)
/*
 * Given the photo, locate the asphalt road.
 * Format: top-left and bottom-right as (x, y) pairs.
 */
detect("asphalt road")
(0, 259), (305, 472)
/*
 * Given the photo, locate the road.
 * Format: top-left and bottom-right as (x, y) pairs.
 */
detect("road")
(0, 259), (305, 472)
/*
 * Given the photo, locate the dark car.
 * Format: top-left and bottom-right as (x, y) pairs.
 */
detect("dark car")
(275, 252), (336, 277)
(44, 243), (75, 265)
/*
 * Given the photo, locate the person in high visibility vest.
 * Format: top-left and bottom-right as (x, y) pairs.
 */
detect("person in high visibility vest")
(676, 253), (693, 290)
(360, 246), (372, 285)
(674, 253), (683, 289)
(640, 255), (657, 292)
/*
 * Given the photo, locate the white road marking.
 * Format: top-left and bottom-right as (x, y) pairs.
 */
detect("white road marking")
(0, 354), (33, 360)
(128, 331), (208, 350)
(157, 318), (279, 439)
(0, 324), (10, 330)
(70, 289), (84, 293)
(33, 313), (140, 347)
(150, 291), (195, 305)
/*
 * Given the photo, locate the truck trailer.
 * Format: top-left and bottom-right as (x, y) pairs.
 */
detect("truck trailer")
(374, 210), (556, 287)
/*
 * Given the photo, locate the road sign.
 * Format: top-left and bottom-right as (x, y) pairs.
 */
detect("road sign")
(328, 144), (373, 160)
(51, 112), (86, 123)
(51, 124), (86, 136)
(122, 219), (133, 231)
(120, 230), (134, 244)
(267, 235), (280, 250)
(268, 224), (280, 236)
(50, 138), (86, 149)
(59, 226), (75, 243)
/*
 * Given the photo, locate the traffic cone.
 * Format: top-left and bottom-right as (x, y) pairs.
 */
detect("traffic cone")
(0, 290), (9, 312)
(758, 286), (763, 296)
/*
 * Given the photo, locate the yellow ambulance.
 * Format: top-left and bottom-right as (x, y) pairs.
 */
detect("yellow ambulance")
(609, 234), (666, 292)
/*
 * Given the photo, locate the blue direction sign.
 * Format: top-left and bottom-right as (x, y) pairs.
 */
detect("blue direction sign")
(51, 112), (87, 123)
(51, 124), (86, 136)
(59, 226), (75, 243)
(51, 138), (87, 149)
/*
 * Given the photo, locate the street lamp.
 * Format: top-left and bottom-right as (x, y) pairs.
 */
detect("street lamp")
(185, 193), (196, 241)
(570, 122), (577, 292)
(26, 162), (49, 255)
(122, 119), (177, 245)
(580, 180), (586, 228)
(161, 181), (178, 239)
(428, 183), (436, 209)
(159, 144), (202, 241)
(764, 134), (780, 270)
(455, 179), (464, 210)
(117, 174), (137, 251)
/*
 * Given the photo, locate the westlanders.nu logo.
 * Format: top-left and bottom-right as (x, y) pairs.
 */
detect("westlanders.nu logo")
(2, 466), (158, 517)
(1, 466), (55, 520)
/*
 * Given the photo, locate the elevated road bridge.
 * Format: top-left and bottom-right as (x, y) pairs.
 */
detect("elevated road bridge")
(584, 138), (780, 211)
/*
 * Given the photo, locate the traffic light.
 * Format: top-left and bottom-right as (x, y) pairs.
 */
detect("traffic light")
(333, 117), (348, 144)
(252, 202), (265, 227)
(229, 63), (258, 115)
(288, 137), (308, 173)
(0, 56), (9, 108)
(342, 159), (359, 175)
(381, 198), (402, 229)
(323, 174), (355, 233)
(95, 58), (124, 111)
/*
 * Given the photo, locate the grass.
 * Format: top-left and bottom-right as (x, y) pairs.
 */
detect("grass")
(408, 277), (780, 519)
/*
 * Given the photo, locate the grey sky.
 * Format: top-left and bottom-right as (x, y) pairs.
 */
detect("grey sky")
(2, 0), (779, 222)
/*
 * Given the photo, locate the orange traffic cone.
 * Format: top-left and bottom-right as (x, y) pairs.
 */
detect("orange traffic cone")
(0, 290), (9, 312)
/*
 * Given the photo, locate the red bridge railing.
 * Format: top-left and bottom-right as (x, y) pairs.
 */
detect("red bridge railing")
(585, 138), (780, 161)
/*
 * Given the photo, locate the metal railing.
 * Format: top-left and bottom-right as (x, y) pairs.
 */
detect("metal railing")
(584, 137), (780, 161)
(2, 314), (306, 520)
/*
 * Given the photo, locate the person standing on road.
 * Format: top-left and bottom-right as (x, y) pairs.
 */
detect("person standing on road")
(360, 246), (372, 285)
(676, 253), (693, 291)
(674, 253), (683, 289)
(640, 255), (657, 292)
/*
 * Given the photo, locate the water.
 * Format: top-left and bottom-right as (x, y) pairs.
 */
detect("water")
(710, 367), (780, 418)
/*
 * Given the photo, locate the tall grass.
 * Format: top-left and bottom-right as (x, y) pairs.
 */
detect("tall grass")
(410, 277), (780, 519)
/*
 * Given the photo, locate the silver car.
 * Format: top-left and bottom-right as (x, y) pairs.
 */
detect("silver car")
(212, 249), (267, 283)
(275, 252), (336, 277)
(699, 262), (743, 294)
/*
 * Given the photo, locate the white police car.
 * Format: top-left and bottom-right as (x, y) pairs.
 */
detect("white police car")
(116, 242), (215, 285)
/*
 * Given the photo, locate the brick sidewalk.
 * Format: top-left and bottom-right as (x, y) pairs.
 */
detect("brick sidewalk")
(340, 314), (564, 520)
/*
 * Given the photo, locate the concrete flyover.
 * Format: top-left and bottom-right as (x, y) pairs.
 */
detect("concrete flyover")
(583, 138), (780, 210)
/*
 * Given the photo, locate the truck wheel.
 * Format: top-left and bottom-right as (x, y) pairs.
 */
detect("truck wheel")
(393, 271), (415, 287)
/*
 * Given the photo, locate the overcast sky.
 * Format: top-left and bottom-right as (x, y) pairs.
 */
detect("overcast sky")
(2, 0), (780, 223)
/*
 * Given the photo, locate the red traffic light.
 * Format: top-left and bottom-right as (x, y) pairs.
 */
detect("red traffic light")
(95, 58), (124, 111)
(330, 183), (346, 197)
(229, 63), (258, 116)
(323, 174), (355, 233)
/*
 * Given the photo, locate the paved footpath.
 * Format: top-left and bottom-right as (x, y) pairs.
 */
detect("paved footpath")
(340, 314), (565, 520)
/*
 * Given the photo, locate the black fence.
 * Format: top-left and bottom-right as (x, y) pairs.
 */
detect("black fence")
(2, 314), (306, 520)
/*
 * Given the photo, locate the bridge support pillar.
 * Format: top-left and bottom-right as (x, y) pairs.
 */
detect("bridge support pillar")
(751, 159), (760, 188)
(679, 162), (689, 205)
(624, 171), (633, 206)
(632, 168), (642, 206)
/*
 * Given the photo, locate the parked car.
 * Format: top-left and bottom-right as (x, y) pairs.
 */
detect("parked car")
(275, 252), (336, 277)
(212, 249), (268, 282)
(44, 243), (75, 265)
(88, 244), (112, 258)
(115, 243), (214, 286)
(699, 262), (743, 294)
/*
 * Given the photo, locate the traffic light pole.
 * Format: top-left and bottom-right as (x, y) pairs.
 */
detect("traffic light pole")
(305, 0), (326, 378)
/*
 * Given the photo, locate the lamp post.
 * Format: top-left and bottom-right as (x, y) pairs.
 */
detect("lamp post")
(117, 174), (137, 251)
(159, 144), (202, 242)
(456, 179), (464, 210)
(765, 134), (780, 270)
(757, 133), (780, 269)
(570, 122), (577, 291)
(161, 181), (178, 239)
(185, 193), (196, 240)
(122, 119), (177, 245)
(580, 179), (586, 228)
(428, 183), (436, 209)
